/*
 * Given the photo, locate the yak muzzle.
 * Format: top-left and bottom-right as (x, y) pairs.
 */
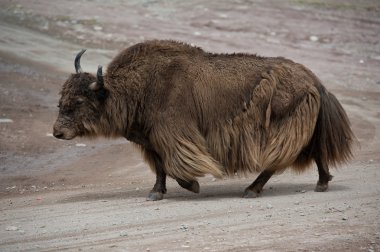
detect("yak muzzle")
(53, 122), (76, 140)
(53, 130), (64, 139)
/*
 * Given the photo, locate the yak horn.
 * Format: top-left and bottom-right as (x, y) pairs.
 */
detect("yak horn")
(74, 49), (86, 73)
(97, 65), (104, 88)
(89, 65), (104, 91)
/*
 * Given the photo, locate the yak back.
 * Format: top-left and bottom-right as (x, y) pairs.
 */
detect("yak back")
(104, 40), (320, 131)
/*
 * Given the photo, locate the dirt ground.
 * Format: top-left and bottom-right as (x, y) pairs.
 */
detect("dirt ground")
(1, 0), (380, 251)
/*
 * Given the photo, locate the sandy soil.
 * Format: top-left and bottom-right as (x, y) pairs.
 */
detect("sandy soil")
(1, 0), (380, 251)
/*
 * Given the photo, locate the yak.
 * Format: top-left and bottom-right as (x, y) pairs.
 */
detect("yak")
(53, 40), (354, 201)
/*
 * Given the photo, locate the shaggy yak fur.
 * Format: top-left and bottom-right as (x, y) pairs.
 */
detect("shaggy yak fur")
(53, 40), (354, 200)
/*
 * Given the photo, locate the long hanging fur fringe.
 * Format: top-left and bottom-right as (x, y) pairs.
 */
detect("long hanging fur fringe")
(145, 69), (324, 181)
(206, 70), (321, 176)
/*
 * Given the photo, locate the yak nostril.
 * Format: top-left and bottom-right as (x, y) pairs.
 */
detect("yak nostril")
(53, 132), (64, 139)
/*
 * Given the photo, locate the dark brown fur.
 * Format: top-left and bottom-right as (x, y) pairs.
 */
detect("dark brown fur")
(53, 40), (354, 200)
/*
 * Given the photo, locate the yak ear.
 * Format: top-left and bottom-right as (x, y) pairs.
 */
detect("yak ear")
(89, 81), (100, 91)
(89, 81), (108, 101)
(89, 65), (108, 101)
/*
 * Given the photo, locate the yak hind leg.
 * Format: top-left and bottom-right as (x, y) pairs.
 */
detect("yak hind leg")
(176, 178), (200, 193)
(243, 170), (274, 198)
(315, 157), (333, 192)
(146, 151), (167, 201)
(147, 171), (166, 201)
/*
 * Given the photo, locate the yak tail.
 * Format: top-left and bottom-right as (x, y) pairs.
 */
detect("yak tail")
(294, 87), (354, 170)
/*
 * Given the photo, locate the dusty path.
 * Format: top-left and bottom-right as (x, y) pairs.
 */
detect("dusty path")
(0, 0), (380, 251)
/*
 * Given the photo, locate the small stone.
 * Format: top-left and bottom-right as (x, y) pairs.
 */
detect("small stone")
(359, 59), (364, 64)
(294, 201), (300, 205)
(193, 31), (201, 36)
(0, 118), (13, 123)
(180, 224), (189, 231)
(301, 190), (306, 193)
(76, 143), (86, 147)
(181, 245), (190, 248)
(342, 217), (348, 220)
(266, 204), (273, 209)
(119, 230), (128, 237)
(93, 25), (103, 31)
(46, 133), (53, 137)
(6, 226), (19, 231)
(309, 35), (319, 42)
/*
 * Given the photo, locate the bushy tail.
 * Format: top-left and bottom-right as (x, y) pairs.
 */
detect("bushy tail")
(294, 86), (354, 170)
(312, 87), (354, 166)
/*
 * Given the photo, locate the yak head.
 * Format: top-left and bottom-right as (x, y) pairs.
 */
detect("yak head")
(53, 50), (108, 140)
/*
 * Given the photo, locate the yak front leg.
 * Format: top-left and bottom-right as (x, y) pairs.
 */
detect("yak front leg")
(147, 152), (167, 201)
(243, 170), (274, 198)
(176, 178), (200, 193)
(315, 157), (333, 192)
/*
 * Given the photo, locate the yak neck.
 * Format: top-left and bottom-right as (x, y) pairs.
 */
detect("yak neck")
(102, 74), (145, 138)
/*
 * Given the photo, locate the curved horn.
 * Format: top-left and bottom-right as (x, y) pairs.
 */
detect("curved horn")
(74, 49), (86, 73)
(97, 65), (104, 88)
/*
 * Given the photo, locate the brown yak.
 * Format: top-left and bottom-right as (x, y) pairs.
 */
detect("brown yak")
(53, 40), (354, 200)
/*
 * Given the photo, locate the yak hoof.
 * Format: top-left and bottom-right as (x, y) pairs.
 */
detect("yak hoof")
(188, 181), (200, 193)
(242, 189), (261, 198)
(186, 181), (199, 193)
(176, 179), (200, 193)
(146, 191), (164, 201)
(315, 183), (329, 192)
